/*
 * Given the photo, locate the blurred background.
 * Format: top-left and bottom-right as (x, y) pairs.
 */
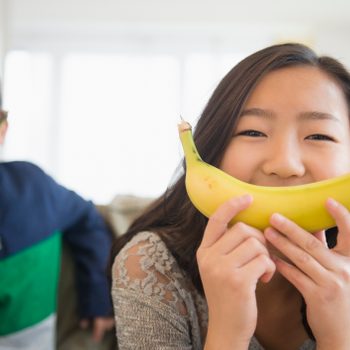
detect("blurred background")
(0, 0), (349, 204)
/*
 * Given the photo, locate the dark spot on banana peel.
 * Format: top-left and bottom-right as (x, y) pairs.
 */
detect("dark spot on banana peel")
(204, 176), (215, 189)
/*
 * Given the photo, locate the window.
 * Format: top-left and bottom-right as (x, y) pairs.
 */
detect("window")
(3, 50), (244, 203)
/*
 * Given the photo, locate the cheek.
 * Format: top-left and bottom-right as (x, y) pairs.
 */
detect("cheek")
(309, 147), (350, 180)
(220, 143), (260, 182)
(328, 155), (350, 176)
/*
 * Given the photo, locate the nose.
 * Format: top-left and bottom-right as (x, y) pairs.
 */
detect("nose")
(262, 136), (305, 179)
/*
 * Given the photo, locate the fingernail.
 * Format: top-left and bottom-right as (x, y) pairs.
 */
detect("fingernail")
(271, 213), (285, 224)
(229, 195), (250, 205)
(241, 194), (253, 202)
(327, 198), (339, 208)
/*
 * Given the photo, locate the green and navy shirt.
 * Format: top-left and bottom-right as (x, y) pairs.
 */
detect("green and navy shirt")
(0, 161), (112, 339)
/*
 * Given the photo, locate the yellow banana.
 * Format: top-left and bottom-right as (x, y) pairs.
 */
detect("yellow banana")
(178, 119), (350, 232)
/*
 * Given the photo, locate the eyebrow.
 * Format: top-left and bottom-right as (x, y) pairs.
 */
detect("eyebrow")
(240, 108), (274, 118)
(299, 111), (339, 122)
(240, 108), (340, 122)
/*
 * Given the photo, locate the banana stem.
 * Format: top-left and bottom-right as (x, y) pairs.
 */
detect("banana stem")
(178, 120), (203, 166)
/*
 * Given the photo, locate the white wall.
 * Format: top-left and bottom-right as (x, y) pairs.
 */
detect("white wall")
(0, 0), (5, 84)
(4, 0), (350, 67)
(6, 0), (350, 24)
(1, 1), (350, 202)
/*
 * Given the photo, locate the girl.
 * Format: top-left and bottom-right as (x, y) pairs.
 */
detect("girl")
(111, 43), (350, 350)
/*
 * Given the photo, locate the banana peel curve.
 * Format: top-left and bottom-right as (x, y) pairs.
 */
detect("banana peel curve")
(178, 120), (350, 232)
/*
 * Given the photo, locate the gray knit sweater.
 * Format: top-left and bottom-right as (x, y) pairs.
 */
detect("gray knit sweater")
(111, 231), (316, 350)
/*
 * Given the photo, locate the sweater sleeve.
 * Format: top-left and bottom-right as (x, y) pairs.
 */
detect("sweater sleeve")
(111, 231), (193, 349)
(114, 289), (192, 350)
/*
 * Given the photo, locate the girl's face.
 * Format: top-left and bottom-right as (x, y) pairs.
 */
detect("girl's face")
(220, 66), (350, 186)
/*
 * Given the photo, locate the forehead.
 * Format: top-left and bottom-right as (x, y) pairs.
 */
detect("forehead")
(243, 66), (349, 118)
(248, 66), (343, 98)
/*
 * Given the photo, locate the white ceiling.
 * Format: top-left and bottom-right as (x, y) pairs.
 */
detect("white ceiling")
(5, 0), (350, 25)
(1, 0), (350, 71)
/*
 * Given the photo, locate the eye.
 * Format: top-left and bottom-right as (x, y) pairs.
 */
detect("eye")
(235, 129), (267, 137)
(306, 134), (335, 141)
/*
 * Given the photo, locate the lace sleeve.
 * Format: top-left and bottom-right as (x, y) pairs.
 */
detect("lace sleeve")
(111, 231), (193, 350)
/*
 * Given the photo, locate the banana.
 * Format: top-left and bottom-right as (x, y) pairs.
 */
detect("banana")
(178, 119), (350, 232)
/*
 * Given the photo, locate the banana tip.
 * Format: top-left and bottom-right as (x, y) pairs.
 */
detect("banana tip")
(178, 119), (192, 132)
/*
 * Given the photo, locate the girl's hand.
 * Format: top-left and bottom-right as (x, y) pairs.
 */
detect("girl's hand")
(198, 195), (276, 350)
(265, 198), (350, 350)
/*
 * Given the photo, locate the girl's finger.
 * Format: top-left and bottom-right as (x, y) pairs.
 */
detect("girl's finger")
(240, 254), (276, 284)
(313, 230), (328, 247)
(265, 227), (330, 285)
(226, 236), (269, 267)
(326, 198), (350, 256)
(212, 221), (266, 255)
(269, 213), (334, 269)
(272, 255), (315, 298)
(200, 194), (253, 248)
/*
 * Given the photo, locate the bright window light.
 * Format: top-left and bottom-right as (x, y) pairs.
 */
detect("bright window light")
(3, 51), (53, 168)
(3, 50), (245, 204)
(59, 53), (181, 202)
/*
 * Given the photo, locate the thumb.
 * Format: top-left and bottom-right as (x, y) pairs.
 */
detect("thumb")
(326, 198), (350, 255)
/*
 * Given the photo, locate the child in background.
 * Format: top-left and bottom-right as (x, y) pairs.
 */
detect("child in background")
(0, 105), (114, 349)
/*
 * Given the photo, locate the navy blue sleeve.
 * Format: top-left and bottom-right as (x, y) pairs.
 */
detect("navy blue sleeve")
(0, 161), (113, 317)
(62, 202), (113, 318)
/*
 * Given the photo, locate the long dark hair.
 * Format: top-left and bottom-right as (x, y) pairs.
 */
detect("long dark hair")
(111, 43), (350, 296)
